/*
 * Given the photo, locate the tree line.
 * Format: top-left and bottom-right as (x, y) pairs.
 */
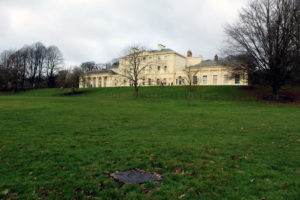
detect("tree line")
(0, 42), (118, 92)
(0, 42), (63, 91)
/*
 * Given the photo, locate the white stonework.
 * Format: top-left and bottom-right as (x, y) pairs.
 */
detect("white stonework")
(79, 45), (248, 88)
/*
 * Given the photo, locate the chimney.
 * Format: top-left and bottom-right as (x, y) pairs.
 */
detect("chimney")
(157, 44), (165, 51)
(187, 50), (192, 57)
(214, 54), (219, 62)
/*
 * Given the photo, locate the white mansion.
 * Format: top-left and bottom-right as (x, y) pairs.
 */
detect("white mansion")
(79, 44), (248, 88)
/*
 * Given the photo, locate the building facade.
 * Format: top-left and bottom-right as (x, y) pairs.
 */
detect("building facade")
(79, 44), (247, 88)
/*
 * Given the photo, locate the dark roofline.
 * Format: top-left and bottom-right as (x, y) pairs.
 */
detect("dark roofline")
(85, 69), (117, 75)
(192, 60), (231, 68)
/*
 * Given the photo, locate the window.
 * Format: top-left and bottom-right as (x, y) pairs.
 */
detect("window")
(179, 76), (182, 85)
(158, 56), (161, 60)
(163, 78), (167, 85)
(148, 78), (152, 86)
(193, 76), (198, 85)
(157, 79), (160, 85)
(164, 66), (167, 72)
(224, 74), (229, 84)
(235, 75), (240, 84)
(157, 66), (160, 71)
(203, 75), (207, 85)
(213, 75), (218, 85)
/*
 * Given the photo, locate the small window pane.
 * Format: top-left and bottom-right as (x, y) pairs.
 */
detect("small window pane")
(203, 75), (207, 85)
(193, 76), (198, 85)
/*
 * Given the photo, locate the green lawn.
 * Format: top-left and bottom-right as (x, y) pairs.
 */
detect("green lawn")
(0, 86), (299, 200)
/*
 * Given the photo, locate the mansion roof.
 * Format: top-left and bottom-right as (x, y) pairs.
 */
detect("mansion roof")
(85, 69), (117, 75)
(193, 60), (229, 68)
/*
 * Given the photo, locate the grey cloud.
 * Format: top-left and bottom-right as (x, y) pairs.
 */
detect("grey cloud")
(0, 0), (248, 67)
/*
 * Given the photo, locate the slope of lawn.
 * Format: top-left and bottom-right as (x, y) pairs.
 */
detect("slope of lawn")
(0, 86), (299, 199)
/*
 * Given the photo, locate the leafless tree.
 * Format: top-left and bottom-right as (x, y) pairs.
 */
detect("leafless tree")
(224, 0), (300, 99)
(80, 61), (97, 72)
(55, 70), (69, 88)
(45, 46), (63, 88)
(183, 66), (199, 100)
(0, 49), (25, 91)
(118, 45), (159, 98)
(68, 67), (84, 93)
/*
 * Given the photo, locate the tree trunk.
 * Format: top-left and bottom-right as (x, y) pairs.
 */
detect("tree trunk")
(134, 85), (138, 98)
(272, 83), (280, 100)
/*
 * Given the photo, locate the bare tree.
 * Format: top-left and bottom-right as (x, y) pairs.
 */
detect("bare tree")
(45, 46), (63, 88)
(55, 70), (69, 88)
(80, 61), (97, 72)
(118, 45), (159, 98)
(68, 67), (84, 93)
(224, 0), (300, 99)
(0, 49), (25, 91)
(183, 66), (199, 100)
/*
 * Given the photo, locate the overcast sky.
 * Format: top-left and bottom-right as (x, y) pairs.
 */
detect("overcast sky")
(0, 0), (248, 67)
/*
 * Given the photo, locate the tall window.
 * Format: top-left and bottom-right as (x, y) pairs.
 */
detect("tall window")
(164, 66), (167, 72)
(179, 76), (182, 85)
(203, 75), (207, 85)
(224, 74), (229, 84)
(193, 76), (198, 85)
(213, 75), (218, 85)
(148, 78), (152, 86)
(157, 79), (160, 85)
(163, 78), (167, 85)
(235, 75), (240, 84)
(157, 66), (161, 71)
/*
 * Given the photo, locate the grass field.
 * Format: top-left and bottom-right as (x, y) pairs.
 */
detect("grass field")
(0, 86), (299, 199)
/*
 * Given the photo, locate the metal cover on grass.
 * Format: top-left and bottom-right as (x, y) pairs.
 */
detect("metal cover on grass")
(110, 169), (162, 184)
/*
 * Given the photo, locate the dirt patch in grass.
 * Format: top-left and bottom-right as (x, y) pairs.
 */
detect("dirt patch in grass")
(108, 169), (162, 184)
(61, 90), (89, 96)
